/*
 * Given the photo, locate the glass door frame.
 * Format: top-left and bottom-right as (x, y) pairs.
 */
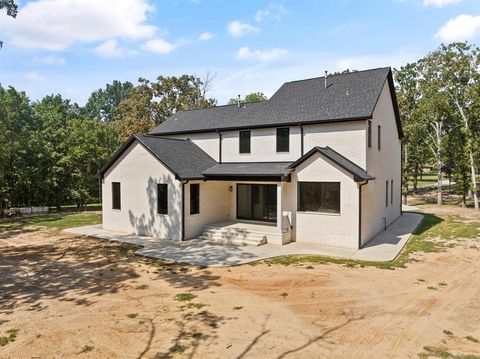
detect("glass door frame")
(236, 183), (277, 223)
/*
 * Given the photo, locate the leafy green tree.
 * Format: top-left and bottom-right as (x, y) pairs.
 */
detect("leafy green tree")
(422, 42), (480, 210)
(228, 92), (268, 105)
(0, 0), (17, 48)
(113, 75), (216, 141)
(84, 80), (134, 122)
(33, 94), (80, 209)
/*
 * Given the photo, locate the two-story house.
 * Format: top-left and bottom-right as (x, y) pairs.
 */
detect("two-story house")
(99, 67), (403, 249)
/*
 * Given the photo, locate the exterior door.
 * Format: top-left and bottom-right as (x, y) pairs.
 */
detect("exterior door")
(237, 184), (277, 222)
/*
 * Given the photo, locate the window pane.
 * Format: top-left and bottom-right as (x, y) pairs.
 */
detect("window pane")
(239, 130), (251, 154)
(298, 182), (340, 213)
(368, 121), (372, 148)
(276, 128), (290, 152)
(378, 125), (381, 150)
(157, 184), (168, 214)
(112, 182), (121, 210)
(390, 180), (393, 204)
(190, 184), (200, 215)
(385, 180), (389, 207)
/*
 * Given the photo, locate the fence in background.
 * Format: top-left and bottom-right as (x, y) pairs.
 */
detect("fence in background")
(11, 206), (49, 215)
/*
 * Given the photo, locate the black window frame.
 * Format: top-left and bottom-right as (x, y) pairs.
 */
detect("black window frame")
(190, 183), (200, 215)
(390, 179), (393, 205)
(367, 120), (372, 148)
(239, 130), (251, 154)
(385, 180), (389, 207)
(112, 182), (121, 210)
(276, 127), (290, 153)
(157, 183), (168, 215)
(378, 125), (381, 151)
(297, 181), (341, 214)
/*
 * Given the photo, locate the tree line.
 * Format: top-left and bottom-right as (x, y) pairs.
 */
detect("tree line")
(395, 42), (480, 211)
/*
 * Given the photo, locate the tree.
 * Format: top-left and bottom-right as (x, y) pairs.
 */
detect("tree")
(113, 75), (216, 141)
(84, 80), (134, 122)
(228, 92), (268, 105)
(394, 63), (428, 202)
(33, 94), (80, 209)
(0, 0), (17, 48)
(423, 42), (480, 210)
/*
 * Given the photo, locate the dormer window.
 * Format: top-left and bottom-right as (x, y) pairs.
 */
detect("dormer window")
(276, 127), (290, 152)
(239, 130), (251, 154)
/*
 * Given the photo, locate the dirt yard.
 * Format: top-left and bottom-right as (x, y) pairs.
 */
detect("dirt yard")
(0, 206), (479, 358)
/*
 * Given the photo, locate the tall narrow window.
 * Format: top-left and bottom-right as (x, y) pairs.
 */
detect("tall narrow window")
(239, 130), (251, 154)
(190, 183), (200, 215)
(385, 180), (389, 207)
(390, 180), (393, 205)
(157, 183), (168, 215)
(367, 120), (372, 148)
(276, 127), (290, 152)
(378, 125), (381, 150)
(112, 182), (121, 210)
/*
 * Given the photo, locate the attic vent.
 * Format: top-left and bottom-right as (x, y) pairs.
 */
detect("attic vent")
(324, 71), (328, 89)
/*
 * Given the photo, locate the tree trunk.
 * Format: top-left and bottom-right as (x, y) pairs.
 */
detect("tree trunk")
(453, 98), (478, 211)
(468, 148), (479, 210)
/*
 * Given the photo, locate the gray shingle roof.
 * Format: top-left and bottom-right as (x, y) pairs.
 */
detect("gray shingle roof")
(203, 162), (292, 178)
(99, 134), (217, 180)
(289, 146), (374, 182)
(150, 67), (401, 136)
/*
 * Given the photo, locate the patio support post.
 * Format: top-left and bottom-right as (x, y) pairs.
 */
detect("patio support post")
(276, 182), (283, 232)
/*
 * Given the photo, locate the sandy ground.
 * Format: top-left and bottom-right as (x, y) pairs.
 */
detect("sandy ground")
(0, 206), (479, 359)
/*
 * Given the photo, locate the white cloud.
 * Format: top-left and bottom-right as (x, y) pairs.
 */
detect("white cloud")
(0, 0), (156, 51)
(94, 40), (136, 58)
(141, 38), (177, 54)
(25, 71), (46, 81)
(227, 21), (258, 37)
(422, 0), (461, 7)
(236, 46), (288, 62)
(198, 32), (215, 41)
(255, 3), (287, 22)
(34, 55), (66, 65)
(435, 14), (480, 42)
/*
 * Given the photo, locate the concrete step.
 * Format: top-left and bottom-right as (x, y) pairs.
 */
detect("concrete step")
(199, 226), (271, 246)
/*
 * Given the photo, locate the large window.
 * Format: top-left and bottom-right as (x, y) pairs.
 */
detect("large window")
(298, 182), (340, 214)
(190, 183), (200, 215)
(276, 127), (290, 152)
(112, 182), (121, 210)
(157, 183), (168, 215)
(239, 130), (251, 154)
(367, 120), (372, 148)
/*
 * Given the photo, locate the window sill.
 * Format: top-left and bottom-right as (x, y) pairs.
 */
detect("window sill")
(112, 209), (121, 212)
(297, 211), (341, 216)
(157, 213), (169, 217)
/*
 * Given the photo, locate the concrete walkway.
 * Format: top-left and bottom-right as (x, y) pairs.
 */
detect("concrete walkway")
(64, 212), (423, 267)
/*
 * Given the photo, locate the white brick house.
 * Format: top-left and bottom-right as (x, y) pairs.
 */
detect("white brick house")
(99, 67), (403, 249)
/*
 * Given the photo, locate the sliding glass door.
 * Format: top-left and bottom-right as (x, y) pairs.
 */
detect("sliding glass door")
(237, 184), (277, 222)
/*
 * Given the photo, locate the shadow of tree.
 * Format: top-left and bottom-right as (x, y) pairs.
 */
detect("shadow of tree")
(413, 213), (443, 235)
(0, 233), (140, 315)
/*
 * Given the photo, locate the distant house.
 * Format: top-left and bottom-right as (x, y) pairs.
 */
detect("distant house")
(99, 67), (403, 249)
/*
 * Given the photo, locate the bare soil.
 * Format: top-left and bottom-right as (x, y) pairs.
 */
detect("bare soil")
(0, 206), (479, 358)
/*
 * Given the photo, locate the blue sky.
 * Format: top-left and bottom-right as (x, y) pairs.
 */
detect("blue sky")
(1, 0), (479, 105)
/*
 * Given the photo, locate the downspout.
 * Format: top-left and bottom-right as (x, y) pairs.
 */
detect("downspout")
(299, 124), (304, 156)
(217, 130), (222, 163)
(358, 180), (369, 249)
(181, 180), (189, 241)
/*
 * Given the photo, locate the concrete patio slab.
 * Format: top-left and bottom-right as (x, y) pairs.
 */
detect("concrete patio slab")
(64, 212), (423, 267)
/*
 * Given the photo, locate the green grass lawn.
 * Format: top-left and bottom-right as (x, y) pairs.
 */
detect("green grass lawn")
(408, 173), (439, 187)
(0, 212), (101, 231)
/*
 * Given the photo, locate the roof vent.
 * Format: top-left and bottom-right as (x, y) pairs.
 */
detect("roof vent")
(237, 94), (241, 108)
(324, 71), (328, 89)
